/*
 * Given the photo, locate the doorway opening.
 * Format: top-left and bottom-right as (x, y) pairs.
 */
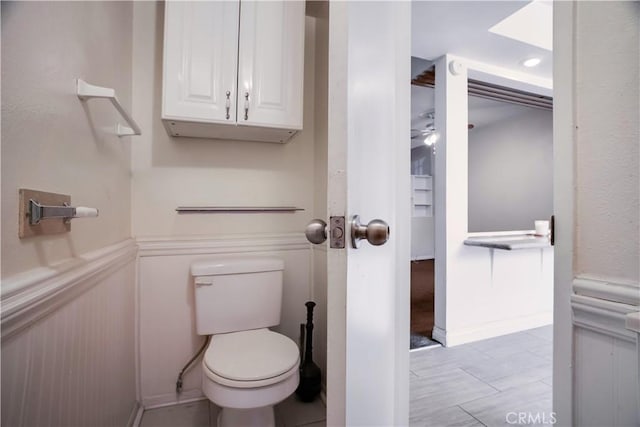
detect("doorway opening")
(410, 81), (439, 351)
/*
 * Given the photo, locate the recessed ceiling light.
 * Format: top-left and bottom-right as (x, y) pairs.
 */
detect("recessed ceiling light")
(522, 57), (542, 68)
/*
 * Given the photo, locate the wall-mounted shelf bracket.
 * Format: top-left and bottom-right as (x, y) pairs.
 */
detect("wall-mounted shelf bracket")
(76, 79), (141, 137)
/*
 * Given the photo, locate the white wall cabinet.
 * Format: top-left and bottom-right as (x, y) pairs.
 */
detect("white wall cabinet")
(162, 0), (305, 143)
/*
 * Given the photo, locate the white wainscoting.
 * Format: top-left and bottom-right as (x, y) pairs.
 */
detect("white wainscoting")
(1, 239), (139, 427)
(136, 234), (312, 408)
(572, 276), (640, 426)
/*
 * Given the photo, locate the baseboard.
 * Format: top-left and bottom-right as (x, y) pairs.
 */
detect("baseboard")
(142, 389), (207, 410)
(128, 401), (144, 427)
(432, 312), (553, 347)
(1, 239), (138, 340)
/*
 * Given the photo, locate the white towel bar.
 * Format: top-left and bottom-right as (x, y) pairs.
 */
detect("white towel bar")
(76, 79), (141, 137)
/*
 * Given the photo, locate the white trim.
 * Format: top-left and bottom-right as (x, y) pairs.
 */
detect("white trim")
(1, 239), (137, 340)
(136, 233), (310, 257)
(432, 312), (553, 347)
(571, 294), (638, 343)
(142, 390), (207, 410)
(552, 2), (577, 424)
(311, 243), (328, 253)
(464, 58), (553, 96)
(573, 276), (640, 306)
(128, 402), (144, 427)
(626, 312), (640, 333)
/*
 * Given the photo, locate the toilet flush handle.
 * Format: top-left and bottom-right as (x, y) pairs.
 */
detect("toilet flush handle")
(194, 277), (213, 286)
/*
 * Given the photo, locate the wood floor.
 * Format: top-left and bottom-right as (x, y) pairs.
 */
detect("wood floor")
(410, 325), (553, 426)
(411, 260), (435, 338)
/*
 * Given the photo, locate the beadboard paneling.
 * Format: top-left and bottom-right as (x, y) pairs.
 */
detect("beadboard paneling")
(574, 326), (639, 426)
(137, 234), (312, 408)
(572, 278), (640, 426)
(1, 241), (138, 426)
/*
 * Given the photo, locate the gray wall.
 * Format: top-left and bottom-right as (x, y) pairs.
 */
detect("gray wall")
(468, 98), (553, 232)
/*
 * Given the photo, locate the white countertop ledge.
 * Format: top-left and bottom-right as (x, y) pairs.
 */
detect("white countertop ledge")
(464, 234), (552, 250)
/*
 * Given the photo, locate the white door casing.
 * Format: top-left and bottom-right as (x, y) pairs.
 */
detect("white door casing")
(162, 1), (239, 123)
(552, 2), (574, 424)
(326, 2), (411, 426)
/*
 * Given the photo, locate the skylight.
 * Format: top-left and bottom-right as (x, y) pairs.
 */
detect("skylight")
(488, 1), (553, 51)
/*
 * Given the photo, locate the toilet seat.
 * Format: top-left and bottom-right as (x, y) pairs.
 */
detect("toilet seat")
(203, 328), (299, 388)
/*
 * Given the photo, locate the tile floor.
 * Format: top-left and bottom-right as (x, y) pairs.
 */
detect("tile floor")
(140, 326), (552, 427)
(410, 325), (553, 426)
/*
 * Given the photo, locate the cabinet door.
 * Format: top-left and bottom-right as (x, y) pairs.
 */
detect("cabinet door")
(163, 1), (239, 123)
(238, 1), (305, 129)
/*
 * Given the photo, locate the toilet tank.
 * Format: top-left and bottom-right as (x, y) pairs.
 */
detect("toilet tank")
(191, 257), (285, 335)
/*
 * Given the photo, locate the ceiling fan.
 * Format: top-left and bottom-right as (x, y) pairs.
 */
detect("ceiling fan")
(411, 111), (475, 146)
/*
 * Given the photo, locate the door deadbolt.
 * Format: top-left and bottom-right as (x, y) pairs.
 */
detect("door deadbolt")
(305, 219), (327, 244)
(350, 215), (390, 248)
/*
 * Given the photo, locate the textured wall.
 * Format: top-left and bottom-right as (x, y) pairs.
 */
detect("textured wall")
(575, 1), (639, 282)
(1, 1), (133, 278)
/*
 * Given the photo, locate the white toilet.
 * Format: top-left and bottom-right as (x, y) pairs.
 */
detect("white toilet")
(191, 257), (300, 427)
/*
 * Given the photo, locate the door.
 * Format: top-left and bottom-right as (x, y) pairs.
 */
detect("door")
(324, 2), (411, 425)
(162, 1), (239, 123)
(238, 1), (305, 129)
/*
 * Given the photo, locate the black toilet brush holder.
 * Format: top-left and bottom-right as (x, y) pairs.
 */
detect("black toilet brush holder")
(295, 301), (322, 402)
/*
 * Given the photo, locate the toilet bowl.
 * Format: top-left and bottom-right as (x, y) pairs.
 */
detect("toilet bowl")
(190, 257), (299, 427)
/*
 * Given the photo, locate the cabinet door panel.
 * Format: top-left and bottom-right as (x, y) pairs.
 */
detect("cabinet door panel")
(163, 1), (239, 123)
(238, 1), (305, 129)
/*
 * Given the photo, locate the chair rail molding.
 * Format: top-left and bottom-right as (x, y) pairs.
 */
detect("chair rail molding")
(136, 233), (309, 257)
(572, 276), (640, 342)
(1, 239), (138, 340)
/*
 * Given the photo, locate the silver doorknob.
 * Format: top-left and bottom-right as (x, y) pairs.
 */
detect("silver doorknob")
(350, 215), (390, 248)
(305, 219), (327, 244)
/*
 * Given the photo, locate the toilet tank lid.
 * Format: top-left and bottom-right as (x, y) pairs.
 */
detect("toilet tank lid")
(191, 257), (284, 276)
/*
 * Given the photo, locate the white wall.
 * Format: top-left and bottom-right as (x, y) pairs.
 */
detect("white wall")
(574, 3), (639, 284)
(131, 2), (318, 238)
(468, 100), (553, 232)
(1, 2), (137, 425)
(1, 1), (132, 278)
(131, 2), (328, 406)
(434, 55), (553, 346)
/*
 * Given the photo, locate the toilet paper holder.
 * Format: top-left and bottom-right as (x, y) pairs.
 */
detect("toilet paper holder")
(18, 189), (99, 238)
(28, 199), (98, 225)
